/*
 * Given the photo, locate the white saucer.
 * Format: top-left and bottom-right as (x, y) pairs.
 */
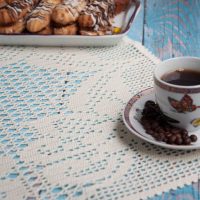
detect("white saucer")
(123, 87), (200, 150)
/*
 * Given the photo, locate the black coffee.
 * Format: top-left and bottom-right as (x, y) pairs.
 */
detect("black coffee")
(161, 69), (200, 86)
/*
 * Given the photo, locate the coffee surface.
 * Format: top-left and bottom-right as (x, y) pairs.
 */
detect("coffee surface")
(161, 69), (200, 86)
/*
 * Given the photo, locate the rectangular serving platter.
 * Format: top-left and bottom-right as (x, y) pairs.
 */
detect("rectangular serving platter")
(0, 0), (140, 47)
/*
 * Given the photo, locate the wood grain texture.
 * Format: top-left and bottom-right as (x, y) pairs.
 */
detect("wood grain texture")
(128, 0), (200, 60)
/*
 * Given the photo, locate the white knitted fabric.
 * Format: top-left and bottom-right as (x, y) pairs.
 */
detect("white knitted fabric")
(0, 38), (199, 200)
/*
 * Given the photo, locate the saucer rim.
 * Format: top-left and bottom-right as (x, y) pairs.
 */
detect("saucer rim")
(123, 87), (200, 150)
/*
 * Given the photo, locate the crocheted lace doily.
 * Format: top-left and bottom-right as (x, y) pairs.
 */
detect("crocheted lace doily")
(0, 38), (199, 200)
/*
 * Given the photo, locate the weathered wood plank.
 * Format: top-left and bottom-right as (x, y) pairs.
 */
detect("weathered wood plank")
(128, 0), (200, 60)
(143, 0), (200, 60)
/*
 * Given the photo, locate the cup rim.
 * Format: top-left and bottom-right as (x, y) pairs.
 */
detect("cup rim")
(154, 56), (200, 89)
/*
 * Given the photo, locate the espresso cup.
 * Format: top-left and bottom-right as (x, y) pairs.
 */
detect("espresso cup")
(154, 57), (200, 132)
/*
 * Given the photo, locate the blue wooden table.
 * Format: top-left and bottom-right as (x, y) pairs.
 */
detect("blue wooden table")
(129, 0), (200, 60)
(128, 0), (200, 199)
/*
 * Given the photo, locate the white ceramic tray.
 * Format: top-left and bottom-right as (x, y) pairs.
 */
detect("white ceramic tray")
(0, 0), (140, 47)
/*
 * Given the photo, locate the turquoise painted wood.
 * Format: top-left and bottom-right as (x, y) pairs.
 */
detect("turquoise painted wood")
(128, 0), (200, 199)
(128, 0), (200, 60)
(128, 0), (144, 43)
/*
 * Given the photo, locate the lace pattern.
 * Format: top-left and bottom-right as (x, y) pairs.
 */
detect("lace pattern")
(0, 38), (199, 200)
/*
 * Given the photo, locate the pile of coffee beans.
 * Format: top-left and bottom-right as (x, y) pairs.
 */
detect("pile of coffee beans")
(141, 100), (197, 145)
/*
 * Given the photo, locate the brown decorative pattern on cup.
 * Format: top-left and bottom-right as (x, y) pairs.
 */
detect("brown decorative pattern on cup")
(154, 77), (200, 94)
(168, 94), (199, 113)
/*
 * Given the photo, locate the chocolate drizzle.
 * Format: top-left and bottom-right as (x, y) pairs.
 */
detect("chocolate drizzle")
(78, 0), (115, 35)
(0, 0), (39, 25)
(0, 0), (128, 36)
(27, 1), (55, 22)
(5, 0), (38, 13)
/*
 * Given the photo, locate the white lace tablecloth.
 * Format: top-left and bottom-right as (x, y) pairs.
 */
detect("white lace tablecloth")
(0, 38), (199, 200)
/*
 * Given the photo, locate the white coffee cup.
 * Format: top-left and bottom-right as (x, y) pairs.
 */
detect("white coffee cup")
(154, 57), (200, 132)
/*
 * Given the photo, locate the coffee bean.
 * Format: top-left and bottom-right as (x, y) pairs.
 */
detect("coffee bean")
(140, 100), (198, 145)
(155, 135), (163, 141)
(190, 135), (197, 142)
(149, 130), (155, 135)
(164, 126), (170, 132)
(182, 134), (189, 140)
(159, 133), (165, 141)
(158, 128), (164, 133)
(153, 133), (159, 138)
(146, 129), (153, 135)
(145, 101), (156, 108)
(141, 121), (149, 127)
(171, 128), (180, 134)
(163, 137), (168, 142)
(151, 121), (159, 129)
(182, 134), (188, 140)
(182, 130), (188, 135)
(144, 123), (151, 130)
(142, 108), (148, 116)
(165, 132), (172, 138)
(168, 135), (177, 144)
(141, 116), (147, 123)
(154, 105), (160, 112)
(175, 133), (181, 139)
(183, 137), (191, 145)
(175, 137), (183, 145)
(155, 127), (161, 133)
